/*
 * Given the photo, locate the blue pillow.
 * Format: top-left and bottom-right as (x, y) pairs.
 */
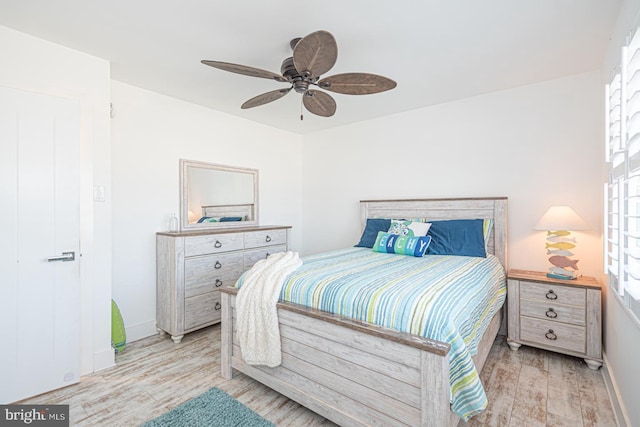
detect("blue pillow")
(372, 232), (431, 257)
(355, 218), (392, 248)
(220, 216), (243, 222)
(426, 219), (487, 257)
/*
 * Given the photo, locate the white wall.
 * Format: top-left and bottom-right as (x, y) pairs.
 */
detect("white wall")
(601, 0), (640, 425)
(0, 25), (113, 374)
(301, 71), (604, 279)
(110, 81), (302, 341)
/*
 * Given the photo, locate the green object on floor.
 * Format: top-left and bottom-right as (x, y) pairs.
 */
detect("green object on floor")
(141, 387), (274, 427)
(111, 299), (126, 353)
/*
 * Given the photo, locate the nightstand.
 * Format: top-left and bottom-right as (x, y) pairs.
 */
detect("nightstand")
(507, 269), (602, 370)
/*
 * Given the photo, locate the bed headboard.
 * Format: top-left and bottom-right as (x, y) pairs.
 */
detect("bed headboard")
(200, 204), (254, 221)
(360, 197), (508, 269)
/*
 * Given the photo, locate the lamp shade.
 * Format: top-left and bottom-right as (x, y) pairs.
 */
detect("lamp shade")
(534, 206), (590, 231)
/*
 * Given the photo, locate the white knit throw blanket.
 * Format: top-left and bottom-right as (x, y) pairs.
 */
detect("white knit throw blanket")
(236, 251), (302, 367)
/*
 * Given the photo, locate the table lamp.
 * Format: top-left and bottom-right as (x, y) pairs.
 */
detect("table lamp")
(534, 206), (590, 279)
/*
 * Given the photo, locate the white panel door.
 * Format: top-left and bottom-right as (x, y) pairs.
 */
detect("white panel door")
(0, 87), (81, 403)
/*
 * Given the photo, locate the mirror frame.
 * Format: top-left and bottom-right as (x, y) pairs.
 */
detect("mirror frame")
(179, 159), (259, 231)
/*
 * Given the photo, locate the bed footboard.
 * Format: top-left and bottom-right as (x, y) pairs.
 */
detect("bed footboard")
(220, 288), (458, 427)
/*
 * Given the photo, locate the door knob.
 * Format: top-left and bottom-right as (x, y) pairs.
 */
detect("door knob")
(47, 251), (75, 262)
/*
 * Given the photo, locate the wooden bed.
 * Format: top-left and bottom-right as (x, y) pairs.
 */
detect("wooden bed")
(219, 197), (508, 427)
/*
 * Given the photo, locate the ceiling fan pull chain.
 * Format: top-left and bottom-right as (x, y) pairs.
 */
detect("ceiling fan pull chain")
(300, 96), (304, 121)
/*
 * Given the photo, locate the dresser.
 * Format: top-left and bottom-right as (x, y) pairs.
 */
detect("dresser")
(156, 225), (291, 343)
(507, 269), (602, 369)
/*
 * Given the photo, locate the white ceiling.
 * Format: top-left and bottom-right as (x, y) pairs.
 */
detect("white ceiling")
(0, 0), (622, 134)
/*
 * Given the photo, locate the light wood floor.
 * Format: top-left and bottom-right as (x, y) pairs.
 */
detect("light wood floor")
(19, 325), (617, 426)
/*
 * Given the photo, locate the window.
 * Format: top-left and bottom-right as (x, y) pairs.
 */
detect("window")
(606, 26), (640, 321)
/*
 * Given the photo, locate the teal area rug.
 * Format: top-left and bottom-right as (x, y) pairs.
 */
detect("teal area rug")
(142, 387), (274, 427)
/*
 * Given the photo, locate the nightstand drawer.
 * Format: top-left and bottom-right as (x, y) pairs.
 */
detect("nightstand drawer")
(519, 299), (585, 326)
(520, 282), (585, 307)
(520, 316), (586, 354)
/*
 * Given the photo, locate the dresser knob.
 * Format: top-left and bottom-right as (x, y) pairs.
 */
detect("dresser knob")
(215, 302), (221, 310)
(545, 308), (558, 318)
(545, 329), (557, 340)
(265, 235), (272, 243)
(214, 240), (222, 248)
(545, 290), (558, 300)
(214, 261), (222, 269)
(215, 279), (223, 287)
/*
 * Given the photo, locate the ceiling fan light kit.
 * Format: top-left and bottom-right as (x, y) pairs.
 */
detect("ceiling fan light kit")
(201, 30), (397, 119)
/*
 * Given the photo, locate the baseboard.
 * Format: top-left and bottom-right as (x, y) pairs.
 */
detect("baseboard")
(602, 352), (630, 427)
(93, 347), (115, 372)
(125, 319), (158, 343)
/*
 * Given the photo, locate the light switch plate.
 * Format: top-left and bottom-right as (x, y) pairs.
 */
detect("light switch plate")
(93, 185), (105, 202)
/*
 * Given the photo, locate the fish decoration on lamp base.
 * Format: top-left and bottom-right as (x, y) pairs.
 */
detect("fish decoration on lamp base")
(545, 230), (579, 279)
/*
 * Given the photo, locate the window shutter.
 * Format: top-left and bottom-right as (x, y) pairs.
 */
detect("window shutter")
(606, 72), (623, 294)
(625, 28), (640, 318)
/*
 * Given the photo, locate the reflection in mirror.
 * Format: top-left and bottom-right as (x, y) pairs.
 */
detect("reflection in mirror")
(180, 159), (258, 231)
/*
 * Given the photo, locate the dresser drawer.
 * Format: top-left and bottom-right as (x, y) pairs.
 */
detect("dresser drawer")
(184, 233), (244, 256)
(184, 252), (244, 297)
(184, 291), (222, 330)
(244, 229), (287, 249)
(243, 245), (287, 270)
(519, 299), (585, 326)
(520, 316), (586, 354)
(520, 282), (585, 307)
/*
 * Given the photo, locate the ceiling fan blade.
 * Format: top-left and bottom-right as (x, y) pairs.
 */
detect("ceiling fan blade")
(293, 31), (338, 79)
(201, 60), (287, 82)
(317, 73), (397, 95)
(241, 87), (292, 109)
(303, 90), (336, 117)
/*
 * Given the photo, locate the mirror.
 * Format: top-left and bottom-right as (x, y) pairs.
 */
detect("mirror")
(180, 159), (258, 231)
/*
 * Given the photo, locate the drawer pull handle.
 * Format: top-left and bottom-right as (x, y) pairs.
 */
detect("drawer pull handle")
(545, 290), (558, 300)
(214, 240), (222, 248)
(265, 252), (270, 258)
(215, 279), (223, 287)
(215, 302), (221, 311)
(214, 261), (222, 269)
(545, 308), (558, 318)
(265, 235), (272, 243)
(545, 329), (557, 340)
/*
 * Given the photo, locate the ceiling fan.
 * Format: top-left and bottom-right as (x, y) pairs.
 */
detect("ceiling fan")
(201, 30), (397, 120)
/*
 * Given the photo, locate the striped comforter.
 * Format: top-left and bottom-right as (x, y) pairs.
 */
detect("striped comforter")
(240, 247), (506, 420)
